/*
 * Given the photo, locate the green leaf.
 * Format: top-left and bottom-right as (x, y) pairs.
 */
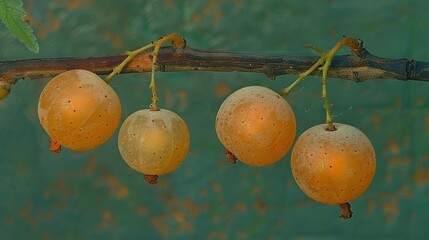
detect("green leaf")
(0, 0), (39, 53)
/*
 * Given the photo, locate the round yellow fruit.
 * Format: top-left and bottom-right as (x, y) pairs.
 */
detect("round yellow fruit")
(291, 123), (376, 204)
(38, 69), (121, 151)
(118, 109), (190, 175)
(215, 86), (296, 166)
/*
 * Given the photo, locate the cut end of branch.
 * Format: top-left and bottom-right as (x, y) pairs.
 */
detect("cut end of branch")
(339, 202), (353, 219)
(144, 174), (159, 184)
(49, 139), (62, 153)
(224, 148), (238, 164)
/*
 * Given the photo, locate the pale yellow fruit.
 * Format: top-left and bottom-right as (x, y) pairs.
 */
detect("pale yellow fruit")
(215, 86), (296, 166)
(118, 109), (190, 175)
(291, 123), (376, 204)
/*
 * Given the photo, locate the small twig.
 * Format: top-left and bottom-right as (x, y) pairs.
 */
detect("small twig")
(147, 33), (186, 110)
(320, 37), (361, 130)
(1, 40), (429, 85)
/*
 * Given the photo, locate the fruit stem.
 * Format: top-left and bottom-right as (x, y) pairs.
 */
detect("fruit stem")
(321, 37), (360, 130)
(104, 33), (186, 110)
(105, 43), (154, 83)
(281, 55), (326, 96)
(321, 52), (335, 130)
(148, 33), (186, 111)
(339, 202), (353, 219)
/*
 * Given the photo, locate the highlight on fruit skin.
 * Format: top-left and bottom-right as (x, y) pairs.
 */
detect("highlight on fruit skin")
(290, 123), (376, 209)
(117, 109), (190, 183)
(38, 69), (121, 151)
(215, 86), (296, 166)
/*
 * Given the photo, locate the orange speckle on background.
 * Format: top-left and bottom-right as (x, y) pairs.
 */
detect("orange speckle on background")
(199, 188), (208, 197)
(191, 14), (202, 23)
(67, 0), (93, 10)
(371, 114), (381, 125)
(103, 32), (123, 49)
(212, 182), (222, 193)
(382, 198), (398, 223)
(384, 172), (392, 183)
(20, 203), (36, 225)
(214, 83), (230, 96)
(412, 167), (429, 186)
(208, 231), (228, 240)
(178, 90), (188, 109)
(388, 140), (400, 154)
(196, 0), (223, 25)
(366, 199), (376, 213)
(237, 231), (249, 239)
(172, 209), (194, 231)
(251, 186), (261, 194)
(111, 34), (123, 48)
(163, 0), (173, 6)
(101, 210), (113, 228)
(100, 168), (129, 198)
(395, 97), (402, 108)
(184, 199), (209, 218)
(234, 202), (247, 212)
(137, 205), (149, 215)
(151, 215), (170, 238)
(253, 199), (268, 214)
(85, 156), (97, 174)
(114, 185), (129, 199)
(388, 157), (410, 167)
(164, 89), (173, 108)
(4, 215), (13, 225)
(55, 200), (69, 210)
(398, 184), (413, 198)
(415, 96), (425, 105)
(425, 113), (429, 131)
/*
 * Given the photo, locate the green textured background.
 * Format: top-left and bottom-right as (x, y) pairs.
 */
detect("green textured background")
(1, 0), (429, 239)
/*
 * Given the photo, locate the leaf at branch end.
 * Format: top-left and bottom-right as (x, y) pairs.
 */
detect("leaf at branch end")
(0, 0), (39, 53)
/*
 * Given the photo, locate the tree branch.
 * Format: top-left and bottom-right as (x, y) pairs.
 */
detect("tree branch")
(1, 44), (429, 84)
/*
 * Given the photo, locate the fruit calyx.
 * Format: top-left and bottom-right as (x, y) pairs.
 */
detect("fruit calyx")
(50, 139), (62, 153)
(339, 202), (353, 219)
(223, 148), (238, 164)
(144, 174), (159, 184)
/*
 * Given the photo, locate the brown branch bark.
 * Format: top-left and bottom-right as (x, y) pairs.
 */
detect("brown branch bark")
(1, 45), (429, 84)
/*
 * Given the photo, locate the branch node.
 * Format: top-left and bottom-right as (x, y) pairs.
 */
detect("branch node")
(264, 64), (277, 80)
(406, 60), (417, 80)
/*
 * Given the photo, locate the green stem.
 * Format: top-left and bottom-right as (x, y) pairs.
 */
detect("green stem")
(282, 37), (360, 131)
(104, 33), (186, 111)
(149, 44), (161, 111)
(281, 55), (326, 95)
(105, 43), (154, 83)
(321, 52), (335, 130)
(320, 37), (358, 130)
